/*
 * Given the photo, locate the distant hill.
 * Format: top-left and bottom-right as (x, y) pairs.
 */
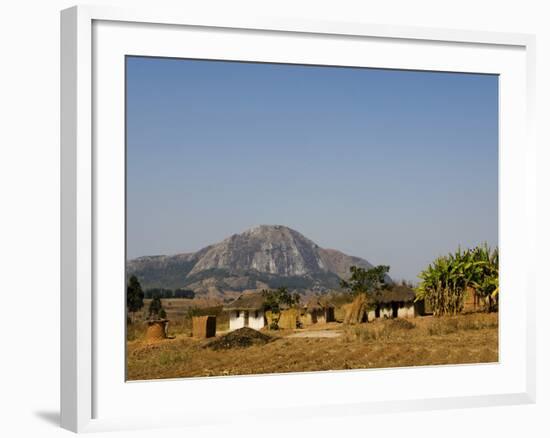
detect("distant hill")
(127, 225), (378, 297)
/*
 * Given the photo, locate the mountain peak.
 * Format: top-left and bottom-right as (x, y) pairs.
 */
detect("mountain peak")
(243, 224), (297, 234)
(127, 226), (376, 296)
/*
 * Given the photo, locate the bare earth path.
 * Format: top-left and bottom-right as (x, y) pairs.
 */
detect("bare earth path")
(286, 330), (342, 338)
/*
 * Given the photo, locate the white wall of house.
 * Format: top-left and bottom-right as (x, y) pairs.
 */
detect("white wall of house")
(368, 309), (376, 322)
(397, 303), (415, 318)
(229, 310), (265, 331)
(229, 310), (245, 331)
(248, 310), (265, 329)
(380, 306), (392, 319)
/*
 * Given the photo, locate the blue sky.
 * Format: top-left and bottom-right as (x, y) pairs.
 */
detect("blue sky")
(126, 56), (498, 283)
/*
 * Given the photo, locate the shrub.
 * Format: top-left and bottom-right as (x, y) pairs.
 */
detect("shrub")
(426, 314), (498, 335)
(428, 318), (459, 336)
(388, 318), (415, 330)
(343, 318), (415, 342)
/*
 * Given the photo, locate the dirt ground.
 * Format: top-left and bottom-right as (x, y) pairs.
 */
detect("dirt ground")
(287, 329), (342, 338)
(126, 312), (498, 380)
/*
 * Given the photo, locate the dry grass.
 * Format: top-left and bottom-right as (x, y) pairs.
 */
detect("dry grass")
(127, 312), (498, 380)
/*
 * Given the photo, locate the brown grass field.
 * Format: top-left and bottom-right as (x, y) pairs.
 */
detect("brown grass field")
(126, 312), (498, 380)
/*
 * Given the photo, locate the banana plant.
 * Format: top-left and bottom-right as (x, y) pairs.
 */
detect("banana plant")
(416, 244), (499, 316)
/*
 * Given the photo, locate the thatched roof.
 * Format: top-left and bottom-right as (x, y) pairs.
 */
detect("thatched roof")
(224, 291), (265, 311)
(303, 298), (334, 311)
(304, 298), (322, 310)
(371, 285), (416, 304)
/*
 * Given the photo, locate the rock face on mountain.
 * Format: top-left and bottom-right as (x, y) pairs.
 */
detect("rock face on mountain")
(127, 225), (376, 297)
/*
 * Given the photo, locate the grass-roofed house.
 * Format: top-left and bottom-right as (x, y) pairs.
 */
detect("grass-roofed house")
(302, 298), (335, 325)
(224, 291), (267, 331)
(371, 285), (416, 319)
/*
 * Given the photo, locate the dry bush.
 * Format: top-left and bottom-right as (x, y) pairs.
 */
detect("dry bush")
(427, 313), (497, 336)
(343, 318), (416, 342)
(428, 318), (459, 335)
(158, 350), (191, 367)
(126, 322), (146, 341)
(388, 318), (416, 330)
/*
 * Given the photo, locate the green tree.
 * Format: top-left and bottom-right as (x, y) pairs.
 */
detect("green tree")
(148, 293), (164, 320)
(126, 275), (144, 323)
(262, 287), (300, 329)
(340, 265), (390, 296)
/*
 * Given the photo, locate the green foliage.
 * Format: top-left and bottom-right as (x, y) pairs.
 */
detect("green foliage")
(416, 244), (499, 316)
(127, 275), (144, 321)
(340, 265), (390, 296)
(148, 293), (164, 319)
(467, 245), (499, 309)
(262, 287), (300, 329)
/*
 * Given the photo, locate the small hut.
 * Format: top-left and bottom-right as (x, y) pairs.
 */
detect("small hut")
(224, 291), (266, 331)
(303, 298), (335, 325)
(344, 286), (417, 324)
(371, 285), (416, 318)
(192, 315), (216, 338)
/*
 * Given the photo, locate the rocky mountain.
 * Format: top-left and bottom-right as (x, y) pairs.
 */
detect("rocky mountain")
(127, 225), (377, 297)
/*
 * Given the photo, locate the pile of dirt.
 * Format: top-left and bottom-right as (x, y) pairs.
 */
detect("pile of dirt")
(206, 327), (274, 350)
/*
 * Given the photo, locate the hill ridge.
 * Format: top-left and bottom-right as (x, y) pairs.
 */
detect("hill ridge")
(127, 225), (376, 297)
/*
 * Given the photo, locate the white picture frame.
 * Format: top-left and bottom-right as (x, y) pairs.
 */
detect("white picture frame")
(60, 4), (536, 433)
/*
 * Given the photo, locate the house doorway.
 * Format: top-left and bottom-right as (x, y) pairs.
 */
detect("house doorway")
(391, 302), (399, 318)
(244, 310), (249, 327)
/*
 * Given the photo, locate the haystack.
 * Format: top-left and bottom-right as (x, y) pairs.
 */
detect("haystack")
(266, 308), (300, 329)
(344, 294), (371, 324)
(279, 308), (301, 329)
(145, 319), (168, 343)
(192, 315), (216, 338)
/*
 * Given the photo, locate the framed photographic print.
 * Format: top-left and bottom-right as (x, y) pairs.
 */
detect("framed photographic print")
(61, 4), (536, 433)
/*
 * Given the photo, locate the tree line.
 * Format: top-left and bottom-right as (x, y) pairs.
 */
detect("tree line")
(127, 276), (183, 322)
(143, 288), (195, 299)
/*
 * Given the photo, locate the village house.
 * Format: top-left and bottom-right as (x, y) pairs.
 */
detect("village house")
(371, 285), (416, 319)
(302, 298), (335, 325)
(344, 285), (417, 324)
(224, 291), (267, 331)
